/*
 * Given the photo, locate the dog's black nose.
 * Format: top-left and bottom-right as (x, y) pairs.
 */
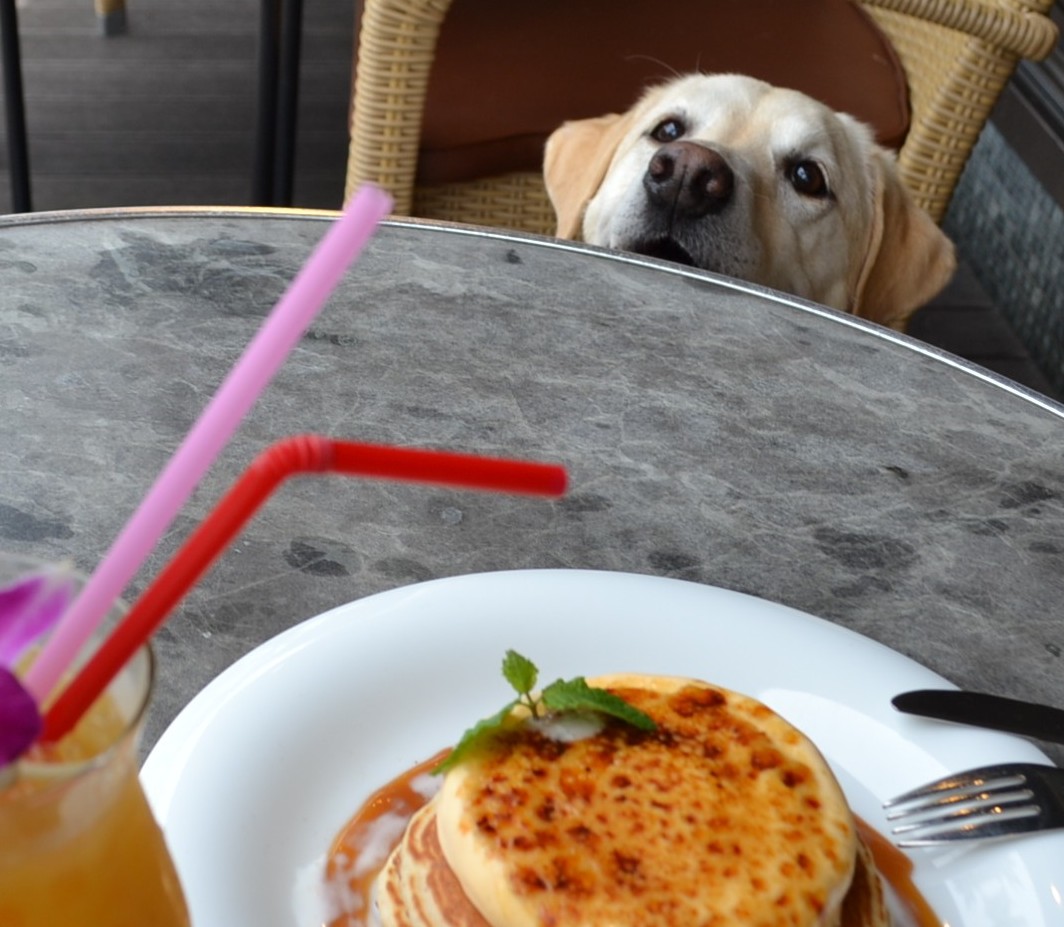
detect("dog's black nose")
(644, 142), (734, 217)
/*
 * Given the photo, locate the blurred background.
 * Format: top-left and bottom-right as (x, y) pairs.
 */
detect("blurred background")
(1, 0), (351, 210)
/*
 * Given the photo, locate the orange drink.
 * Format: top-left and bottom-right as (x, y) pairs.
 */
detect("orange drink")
(0, 556), (189, 926)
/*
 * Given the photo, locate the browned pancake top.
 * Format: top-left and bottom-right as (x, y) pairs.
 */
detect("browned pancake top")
(437, 677), (856, 927)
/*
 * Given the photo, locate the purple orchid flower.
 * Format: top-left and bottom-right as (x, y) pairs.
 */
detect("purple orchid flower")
(0, 564), (75, 765)
(0, 568), (75, 666)
(0, 666), (41, 765)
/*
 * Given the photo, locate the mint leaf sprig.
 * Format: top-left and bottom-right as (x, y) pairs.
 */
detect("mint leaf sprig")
(434, 650), (656, 774)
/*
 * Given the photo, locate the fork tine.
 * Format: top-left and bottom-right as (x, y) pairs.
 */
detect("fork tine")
(890, 793), (1041, 834)
(880, 787), (1038, 821)
(884, 781), (1033, 821)
(892, 805), (1046, 846)
(884, 767), (1028, 808)
(884, 763), (1064, 847)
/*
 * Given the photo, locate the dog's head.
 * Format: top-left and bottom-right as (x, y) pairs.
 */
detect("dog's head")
(544, 74), (955, 330)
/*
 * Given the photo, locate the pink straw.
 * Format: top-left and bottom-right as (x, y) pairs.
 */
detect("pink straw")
(23, 185), (393, 704)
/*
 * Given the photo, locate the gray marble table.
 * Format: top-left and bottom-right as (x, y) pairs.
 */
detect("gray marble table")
(1, 207), (1062, 764)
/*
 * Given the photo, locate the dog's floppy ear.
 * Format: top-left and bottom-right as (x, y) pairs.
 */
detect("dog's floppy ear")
(544, 113), (630, 240)
(851, 151), (956, 331)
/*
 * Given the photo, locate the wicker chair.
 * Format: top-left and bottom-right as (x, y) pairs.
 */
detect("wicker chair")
(345, 0), (1058, 232)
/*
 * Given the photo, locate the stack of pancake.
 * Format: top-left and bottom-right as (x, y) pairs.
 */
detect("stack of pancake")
(376, 674), (888, 927)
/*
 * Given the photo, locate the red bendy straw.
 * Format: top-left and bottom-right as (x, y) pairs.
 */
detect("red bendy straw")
(41, 434), (566, 742)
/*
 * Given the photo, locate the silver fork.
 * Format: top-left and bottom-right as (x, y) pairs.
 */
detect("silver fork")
(883, 763), (1064, 846)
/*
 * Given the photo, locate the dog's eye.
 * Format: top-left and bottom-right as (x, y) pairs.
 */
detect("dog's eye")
(650, 118), (686, 143)
(788, 160), (830, 198)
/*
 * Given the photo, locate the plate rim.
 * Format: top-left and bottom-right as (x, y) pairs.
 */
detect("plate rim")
(142, 568), (1062, 927)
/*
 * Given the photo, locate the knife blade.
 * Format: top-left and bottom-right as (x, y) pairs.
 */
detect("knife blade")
(892, 689), (1064, 744)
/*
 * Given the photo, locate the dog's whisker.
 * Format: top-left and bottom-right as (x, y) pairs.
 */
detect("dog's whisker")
(622, 54), (682, 80)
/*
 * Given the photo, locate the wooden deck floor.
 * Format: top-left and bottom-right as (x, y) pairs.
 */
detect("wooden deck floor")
(1, 0), (1058, 398)
(5, 0), (352, 212)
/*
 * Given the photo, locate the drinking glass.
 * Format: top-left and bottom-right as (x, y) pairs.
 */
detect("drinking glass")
(0, 553), (189, 926)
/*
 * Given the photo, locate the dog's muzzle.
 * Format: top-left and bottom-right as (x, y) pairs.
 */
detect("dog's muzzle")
(643, 141), (734, 218)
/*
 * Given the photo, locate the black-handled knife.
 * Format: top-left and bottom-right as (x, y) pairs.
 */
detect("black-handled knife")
(892, 689), (1064, 745)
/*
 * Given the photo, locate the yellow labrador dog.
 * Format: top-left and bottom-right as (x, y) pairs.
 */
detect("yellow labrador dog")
(544, 74), (955, 331)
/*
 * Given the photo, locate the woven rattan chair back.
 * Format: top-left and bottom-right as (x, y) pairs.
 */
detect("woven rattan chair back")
(345, 0), (1058, 233)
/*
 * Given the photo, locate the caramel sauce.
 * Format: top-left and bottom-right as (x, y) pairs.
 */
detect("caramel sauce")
(855, 816), (941, 927)
(325, 750), (449, 927)
(325, 753), (943, 927)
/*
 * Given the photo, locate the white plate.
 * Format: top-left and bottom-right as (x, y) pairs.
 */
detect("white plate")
(142, 570), (1064, 927)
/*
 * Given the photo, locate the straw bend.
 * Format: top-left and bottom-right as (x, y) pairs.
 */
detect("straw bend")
(40, 435), (565, 741)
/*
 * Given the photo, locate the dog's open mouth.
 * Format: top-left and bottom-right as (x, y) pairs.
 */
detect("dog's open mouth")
(630, 237), (696, 267)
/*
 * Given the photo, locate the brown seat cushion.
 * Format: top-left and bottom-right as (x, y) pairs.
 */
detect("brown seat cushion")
(416, 0), (910, 186)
